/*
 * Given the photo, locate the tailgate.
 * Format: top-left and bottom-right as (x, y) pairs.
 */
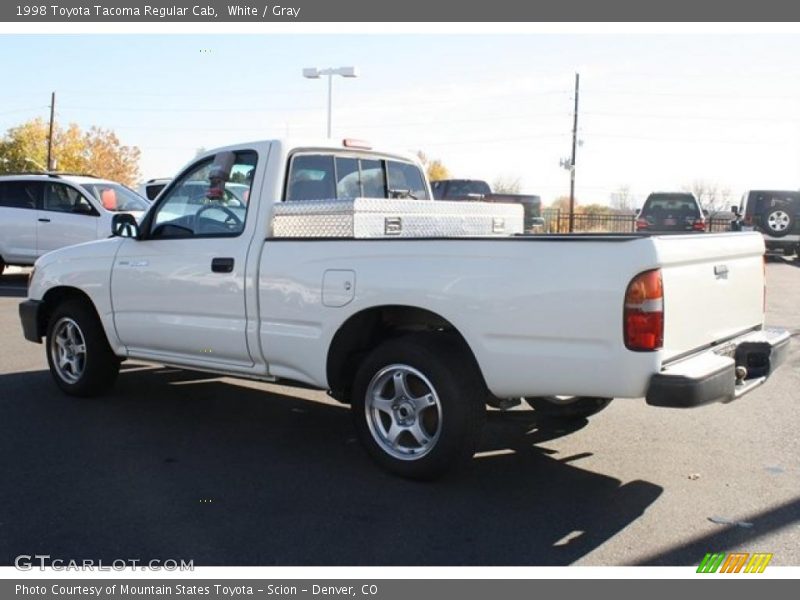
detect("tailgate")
(653, 232), (766, 361)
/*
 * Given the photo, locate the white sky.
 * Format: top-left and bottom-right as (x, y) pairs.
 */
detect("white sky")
(2, 31), (800, 206)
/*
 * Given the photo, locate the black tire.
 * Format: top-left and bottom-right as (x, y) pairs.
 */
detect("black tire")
(524, 396), (611, 420)
(763, 208), (794, 238)
(351, 334), (486, 480)
(0, 257), (5, 276)
(45, 299), (119, 397)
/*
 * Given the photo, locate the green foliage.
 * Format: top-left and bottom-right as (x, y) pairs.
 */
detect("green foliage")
(0, 118), (141, 186)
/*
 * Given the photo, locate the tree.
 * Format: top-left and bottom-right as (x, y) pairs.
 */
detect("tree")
(416, 150), (450, 181)
(0, 118), (141, 186)
(580, 203), (612, 215)
(491, 175), (522, 194)
(682, 180), (731, 214)
(609, 185), (635, 211)
(548, 196), (572, 212)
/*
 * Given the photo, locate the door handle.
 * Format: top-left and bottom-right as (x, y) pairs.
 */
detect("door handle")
(38, 218), (51, 223)
(211, 257), (234, 273)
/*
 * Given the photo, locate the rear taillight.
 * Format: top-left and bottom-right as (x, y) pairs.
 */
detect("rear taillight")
(624, 269), (664, 351)
(693, 218), (706, 231)
(744, 215), (753, 226)
(636, 218), (649, 231)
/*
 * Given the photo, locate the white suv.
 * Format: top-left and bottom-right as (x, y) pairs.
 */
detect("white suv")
(0, 173), (148, 275)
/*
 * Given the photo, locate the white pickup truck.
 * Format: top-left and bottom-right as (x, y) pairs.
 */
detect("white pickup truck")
(19, 139), (789, 479)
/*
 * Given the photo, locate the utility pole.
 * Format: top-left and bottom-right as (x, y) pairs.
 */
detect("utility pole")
(46, 92), (55, 172)
(569, 73), (579, 233)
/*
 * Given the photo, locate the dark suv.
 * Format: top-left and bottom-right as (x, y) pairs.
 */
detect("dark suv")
(733, 190), (800, 256)
(636, 192), (706, 233)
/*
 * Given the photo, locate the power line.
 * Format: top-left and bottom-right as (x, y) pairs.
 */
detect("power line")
(585, 131), (789, 145)
(582, 88), (800, 100)
(59, 104), (322, 113)
(583, 110), (800, 122)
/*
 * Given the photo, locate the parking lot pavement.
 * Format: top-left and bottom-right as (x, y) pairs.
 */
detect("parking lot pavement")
(0, 261), (798, 567)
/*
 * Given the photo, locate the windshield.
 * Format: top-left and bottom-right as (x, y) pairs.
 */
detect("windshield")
(81, 183), (149, 212)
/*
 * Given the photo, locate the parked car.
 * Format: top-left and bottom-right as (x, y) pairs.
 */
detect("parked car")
(18, 139), (789, 479)
(430, 179), (542, 232)
(732, 190), (800, 256)
(138, 178), (171, 201)
(636, 192), (707, 232)
(0, 173), (148, 276)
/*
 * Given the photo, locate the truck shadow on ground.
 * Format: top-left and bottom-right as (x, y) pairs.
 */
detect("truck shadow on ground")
(0, 364), (662, 566)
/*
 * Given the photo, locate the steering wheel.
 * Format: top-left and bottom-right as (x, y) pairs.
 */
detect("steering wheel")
(195, 204), (243, 232)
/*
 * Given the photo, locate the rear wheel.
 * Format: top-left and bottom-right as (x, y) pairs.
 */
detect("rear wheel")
(351, 334), (485, 480)
(46, 299), (119, 397)
(764, 208), (793, 237)
(524, 396), (611, 420)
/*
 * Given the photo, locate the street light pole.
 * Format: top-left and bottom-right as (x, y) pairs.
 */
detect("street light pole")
(569, 73), (579, 233)
(327, 71), (333, 138)
(302, 66), (358, 138)
(47, 91), (56, 172)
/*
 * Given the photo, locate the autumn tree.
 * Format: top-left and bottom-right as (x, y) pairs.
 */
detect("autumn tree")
(416, 150), (450, 181)
(548, 196), (573, 212)
(0, 118), (141, 186)
(491, 175), (522, 194)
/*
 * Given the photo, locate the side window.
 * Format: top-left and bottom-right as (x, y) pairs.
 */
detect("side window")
(44, 183), (96, 215)
(335, 157), (359, 198)
(387, 161), (428, 200)
(0, 181), (42, 209)
(360, 159), (386, 198)
(286, 155), (336, 201)
(150, 150), (256, 239)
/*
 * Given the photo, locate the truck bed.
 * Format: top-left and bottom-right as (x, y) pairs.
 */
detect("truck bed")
(257, 232), (766, 399)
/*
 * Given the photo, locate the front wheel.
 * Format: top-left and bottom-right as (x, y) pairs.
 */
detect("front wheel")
(524, 396), (611, 419)
(351, 334), (485, 480)
(46, 299), (119, 397)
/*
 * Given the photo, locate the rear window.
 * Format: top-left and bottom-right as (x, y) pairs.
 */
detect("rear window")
(286, 153), (428, 201)
(0, 181), (41, 209)
(441, 180), (492, 198)
(641, 194), (700, 217)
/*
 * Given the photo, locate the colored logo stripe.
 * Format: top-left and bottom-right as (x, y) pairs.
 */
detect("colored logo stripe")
(697, 553), (726, 573)
(745, 553), (773, 573)
(697, 552), (773, 573)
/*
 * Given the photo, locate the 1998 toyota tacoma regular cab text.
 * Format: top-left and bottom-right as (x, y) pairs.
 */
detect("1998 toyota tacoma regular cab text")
(18, 139), (790, 479)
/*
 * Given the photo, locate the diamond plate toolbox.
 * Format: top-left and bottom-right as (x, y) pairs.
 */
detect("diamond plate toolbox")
(272, 198), (524, 238)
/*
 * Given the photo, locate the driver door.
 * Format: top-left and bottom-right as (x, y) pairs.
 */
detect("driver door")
(110, 150), (257, 368)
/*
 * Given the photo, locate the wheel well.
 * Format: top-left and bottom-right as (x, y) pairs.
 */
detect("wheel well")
(326, 305), (482, 403)
(38, 287), (99, 339)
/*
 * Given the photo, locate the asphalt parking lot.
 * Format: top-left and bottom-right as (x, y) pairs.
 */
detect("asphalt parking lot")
(0, 260), (798, 567)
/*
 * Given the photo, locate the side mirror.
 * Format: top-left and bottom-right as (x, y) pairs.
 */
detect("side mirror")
(111, 213), (140, 238)
(702, 209), (710, 218)
(730, 205), (740, 216)
(73, 202), (95, 215)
